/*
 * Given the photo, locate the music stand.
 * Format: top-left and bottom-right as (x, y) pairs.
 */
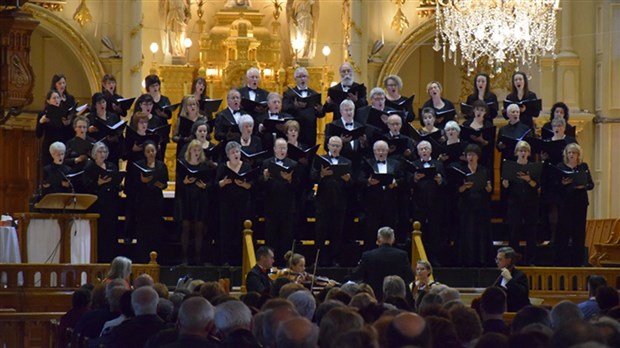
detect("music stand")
(29, 193), (98, 263)
(35, 193), (97, 211)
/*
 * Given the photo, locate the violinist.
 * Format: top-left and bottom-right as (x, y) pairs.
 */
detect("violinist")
(273, 251), (338, 288)
(412, 260), (438, 308)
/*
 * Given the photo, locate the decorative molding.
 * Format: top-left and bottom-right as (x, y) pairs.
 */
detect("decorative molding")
(22, 3), (104, 93)
(130, 14), (143, 38)
(130, 56), (144, 75)
(72, 0), (92, 27)
(391, 0), (409, 34)
(29, 0), (65, 12)
(377, 18), (435, 86)
(417, 0), (436, 18)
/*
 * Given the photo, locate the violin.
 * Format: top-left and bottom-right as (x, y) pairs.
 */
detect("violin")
(268, 267), (304, 281)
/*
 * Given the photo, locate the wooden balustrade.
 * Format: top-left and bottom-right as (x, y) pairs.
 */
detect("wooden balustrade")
(0, 252), (160, 312)
(241, 220), (256, 293)
(0, 312), (64, 348)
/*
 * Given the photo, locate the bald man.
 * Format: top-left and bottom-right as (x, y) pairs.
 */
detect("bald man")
(324, 62), (368, 120)
(386, 312), (431, 348)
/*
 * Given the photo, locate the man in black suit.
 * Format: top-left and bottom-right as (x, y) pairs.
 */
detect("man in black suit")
(214, 89), (245, 142)
(324, 62), (368, 120)
(359, 140), (403, 250)
(311, 136), (353, 266)
(260, 139), (299, 256)
(323, 99), (369, 177)
(283, 67), (325, 146)
(495, 246), (530, 312)
(411, 140), (447, 265)
(238, 67), (269, 118)
(257, 92), (292, 152)
(246, 246), (275, 295)
(107, 286), (167, 348)
(349, 226), (414, 300)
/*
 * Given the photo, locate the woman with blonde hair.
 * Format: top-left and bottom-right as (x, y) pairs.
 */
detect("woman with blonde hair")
(554, 143), (594, 266)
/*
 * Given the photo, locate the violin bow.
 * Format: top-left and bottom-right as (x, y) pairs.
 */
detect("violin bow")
(310, 249), (320, 293)
(289, 239), (296, 269)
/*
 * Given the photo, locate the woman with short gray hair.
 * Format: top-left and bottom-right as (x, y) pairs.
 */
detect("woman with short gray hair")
(234, 114), (263, 155)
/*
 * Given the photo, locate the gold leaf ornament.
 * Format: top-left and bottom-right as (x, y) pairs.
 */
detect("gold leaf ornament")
(73, 0), (92, 27)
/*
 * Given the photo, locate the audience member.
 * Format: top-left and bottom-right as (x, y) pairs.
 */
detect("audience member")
(386, 312), (431, 348)
(287, 290), (316, 321)
(511, 305), (551, 334)
(313, 300), (346, 326)
(474, 332), (509, 348)
(58, 287), (91, 348)
(134, 273), (155, 288)
(333, 328), (379, 348)
(276, 317), (319, 348)
(262, 306), (299, 348)
(596, 285), (620, 316)
(200, 281), (227, 303)
(450, 306), (483, 347)
(577, 275), (607, 320)
(152, 282), (169, 299)
(318, 307), (365, 348)
(425, 315), (461, 348)
(107, 286), (167, 348)
(550, 300), (584, 330)
(214, 300), (260, 348)
(550, 320), (604, 348)
(480, 286), (508, 334)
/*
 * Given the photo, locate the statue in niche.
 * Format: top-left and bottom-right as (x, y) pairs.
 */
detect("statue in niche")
(159, 0), (191, 57)
(286, 0), (319, 59)
(224, 0), (253, 9)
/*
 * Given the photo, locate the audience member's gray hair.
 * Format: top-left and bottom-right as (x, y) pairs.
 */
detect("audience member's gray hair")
(340, 282), (359, 297)
(276, 317), (319, 348)
(132, 286), (159, 316)
(288, 290), (316, 321)
(214, 300), (252, 335)
(134, 273), (154, 288)
(252, 310), (269, 347)
(178, 297), (215, 332)
(551, 300), (584, 330)
(383, 275), (407, 299)
(263, 306), (300, 348)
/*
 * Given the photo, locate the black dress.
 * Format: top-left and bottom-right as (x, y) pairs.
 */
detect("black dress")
(36, 106), (72, 166)
(175, 159), (213, 222)
(462, 119), (495, 177)
(504, 91), (539, 131)
(128, 159), (168, 262)
(465, 93), (499, 121)
(87, 111), (124, 165)
(42, 163), (71, 196)
(554, 162), (594, 266)
(84, 161), (121, 262)
(216, 162), (254, 265)
(455, 163), (492, 266)
(421, 98), (456, 129)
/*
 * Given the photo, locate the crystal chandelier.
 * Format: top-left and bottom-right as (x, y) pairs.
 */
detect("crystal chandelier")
(434, 0), (561, 72)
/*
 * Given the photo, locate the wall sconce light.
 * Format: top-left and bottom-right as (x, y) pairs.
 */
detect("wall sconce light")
(322, 45), (331, 65)
(206, 67), (218, 79)
(263, 68), (273, 78)
(150, 42), (159, 59)
(183, 38), (193, 63)
(292, 38), (305, 65)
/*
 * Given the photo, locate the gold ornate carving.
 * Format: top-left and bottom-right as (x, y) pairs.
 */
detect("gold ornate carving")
(271, 0), (283, 20)
(417, 0), (436, 17)
(130, 56), (144, 75)
(391, 0), (409, 34)
(72, 0), (91, 27)
(377, 19), (435, 86)
(29, 1), (65, 12)
(350, 20), (362, 37)
(22, 3), (105, 93)
(9, 54), (30, 88)
(130, 15), (143, 38)
(342, 0), (351, 59)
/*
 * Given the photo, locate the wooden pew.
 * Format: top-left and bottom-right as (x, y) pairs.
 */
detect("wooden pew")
(520, 267), (620, 306)
(0, 252), (160, 312)
(0, 312), (64, 348)
(587, 219), (620, 266)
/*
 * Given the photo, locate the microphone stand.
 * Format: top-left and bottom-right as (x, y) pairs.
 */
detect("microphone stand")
(29, 136), (43, 211)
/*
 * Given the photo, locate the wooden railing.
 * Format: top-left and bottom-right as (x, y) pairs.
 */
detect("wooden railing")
(241, 220), (256, 293)
(0, 312), (64, 348)
(410, 221), (434, 282)
(520, 266), (620, 306)
(0, 252), (160, 312)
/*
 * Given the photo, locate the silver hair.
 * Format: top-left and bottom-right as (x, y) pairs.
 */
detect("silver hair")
(246, 67), (260, 77)
(506, 103), (520, 113)
(178, 297), (215, 331)
(214, 300), (252, 334)
(295, 67), (309, 78)
(276, 317), (319, 348)
(444, 120), (461, 133)
(287, 290), (316, 321)
(377, 226), (395, 242)
(225, 141), (241, 155)
(369, 87), (386, 99)
(106, 256), (132, 280)
(382, 275), (406, 299)
(90, 142), (109, 159)
(237, 114), (254, 131)
(132, 286), (159, 316)
(339, 99), (355, 111)
(417, 140), (432, 151)
(49, 141), (66, 155)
